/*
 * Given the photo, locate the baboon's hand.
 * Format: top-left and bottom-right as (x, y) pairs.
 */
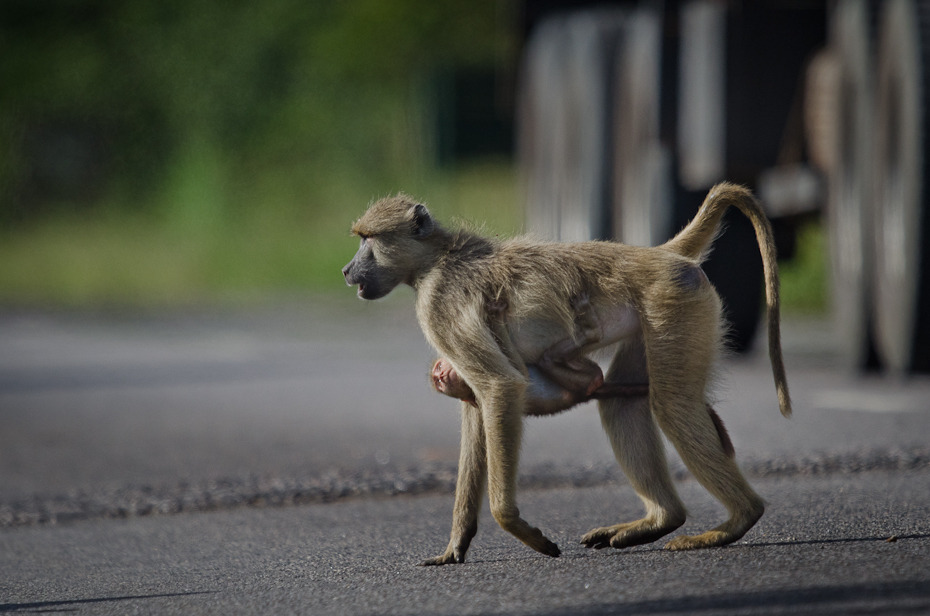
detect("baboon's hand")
(495, 510), (561, 558)
(418, 547), (466, 566)
(534, 538), (562, 558)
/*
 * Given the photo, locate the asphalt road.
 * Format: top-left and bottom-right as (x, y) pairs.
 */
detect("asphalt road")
(1, 293), (929, 614)
(2, 473), (928, 615)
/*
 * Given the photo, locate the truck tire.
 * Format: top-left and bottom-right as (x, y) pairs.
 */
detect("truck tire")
(827, 0), (876, 369)
(518, 10), (628, 242)
(612, 7), (669, 249)
(873, 0), (930, 373)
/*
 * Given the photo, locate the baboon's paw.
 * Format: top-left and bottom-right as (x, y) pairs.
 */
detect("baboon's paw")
(418, 548), (465, 566)
(580, 525), (624, 549)
(502, 517), (561, 557)
(522, 529), (561, 557)
(609, 523), (678, 549)
(419, 553), (465, 567)
(664, 530), (730, 551)
(537, 538), (561, 558)
(583, 519), (680, 550)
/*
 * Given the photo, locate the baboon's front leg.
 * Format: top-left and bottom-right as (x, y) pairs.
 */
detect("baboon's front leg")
(482, 383), (561, 558)
(420, 403), (487, 565)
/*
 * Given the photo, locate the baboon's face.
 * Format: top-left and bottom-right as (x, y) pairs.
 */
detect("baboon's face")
(342, 196), (435, 300)
(342, 235), (404, 300)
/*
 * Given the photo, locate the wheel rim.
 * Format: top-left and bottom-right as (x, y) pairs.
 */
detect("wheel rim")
(873, 0), (924, 372)
(828, 0), (874, 368)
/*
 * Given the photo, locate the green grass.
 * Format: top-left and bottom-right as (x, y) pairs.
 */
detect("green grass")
(0, 162), (521, 308)
(0, 162), (826, 312)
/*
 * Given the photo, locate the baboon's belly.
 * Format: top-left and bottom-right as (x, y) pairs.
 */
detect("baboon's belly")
(509, 303), (640, 362)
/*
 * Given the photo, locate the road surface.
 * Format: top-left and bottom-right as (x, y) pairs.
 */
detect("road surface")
(1, 293), (929, 614)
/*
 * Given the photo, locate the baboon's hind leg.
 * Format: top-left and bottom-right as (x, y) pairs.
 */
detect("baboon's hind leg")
(646, 307), (765, 550)
(659, 399), (764, 550)
(582, 338), (686, 550)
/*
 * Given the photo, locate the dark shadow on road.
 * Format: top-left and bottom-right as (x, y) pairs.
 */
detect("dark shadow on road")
(467, 533), (930, 565)
(476, 580), (930, 616)
(0, 591), (215, 613)
(739, 532), (930, 549)
(627, 532), (930, 554)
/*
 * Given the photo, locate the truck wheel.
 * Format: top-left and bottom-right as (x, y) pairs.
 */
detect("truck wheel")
(827, 0), (877, 369)
(873, 0), (930, 373)
(612, 7), (669, 249)
(518, 10), (628, 242)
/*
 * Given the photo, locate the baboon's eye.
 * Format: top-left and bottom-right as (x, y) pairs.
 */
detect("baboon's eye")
(361, 236), (378, 259)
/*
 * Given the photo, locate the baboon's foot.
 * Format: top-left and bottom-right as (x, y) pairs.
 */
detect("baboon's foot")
(581, 516), (683, 550)
(664, 506), (764, 551)
(664, 530), (731, 550)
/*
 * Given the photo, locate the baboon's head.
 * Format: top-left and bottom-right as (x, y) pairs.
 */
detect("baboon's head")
(342, 194), (439, 300)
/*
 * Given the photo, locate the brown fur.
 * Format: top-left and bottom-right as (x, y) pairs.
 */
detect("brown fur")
(431, 296), (735, 449)
(343, 182), (789, 564)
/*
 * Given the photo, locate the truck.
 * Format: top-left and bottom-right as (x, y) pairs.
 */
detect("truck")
(515, 0), (930, 373)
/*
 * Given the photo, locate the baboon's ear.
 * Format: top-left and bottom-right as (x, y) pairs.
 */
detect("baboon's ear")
(412, 204), (435, 237)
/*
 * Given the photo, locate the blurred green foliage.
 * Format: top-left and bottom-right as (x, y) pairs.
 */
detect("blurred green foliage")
(0, 0), (518, 305)
(778, 221), (828, 315)
(0, 162), (521, 306)
(0, 0), (509, 215)
(0, 0), (826, 313)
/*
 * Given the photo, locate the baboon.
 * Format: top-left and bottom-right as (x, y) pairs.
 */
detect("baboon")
(431, 292), (650, 415)
(430, 293), (649, 415)
(342, 182), (790, 565)
(431, 292), (735, 456)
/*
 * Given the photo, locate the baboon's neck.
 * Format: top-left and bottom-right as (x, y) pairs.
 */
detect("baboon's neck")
(410, 227), (496, 291)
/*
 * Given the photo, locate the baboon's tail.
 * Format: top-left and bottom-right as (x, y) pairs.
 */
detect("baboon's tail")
(663, 182), (792, 418)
